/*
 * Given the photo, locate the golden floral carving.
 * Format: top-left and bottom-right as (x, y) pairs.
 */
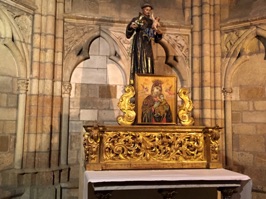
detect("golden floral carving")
(83, 125), (222, 170)
(102, 131), (204, 162)
(83, 124), (102, 163)
(178, 88), (194, 126)
(204, 126), (221, 162)
(117, 85), (136, 125)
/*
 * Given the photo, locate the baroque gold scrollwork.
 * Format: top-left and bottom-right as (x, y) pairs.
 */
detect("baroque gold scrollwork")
(178, 88), (194, 126)
(205, 126), (221, 162)
(83, 124), (102, 163)
(102, 131), (204, 162)
(117, 85), (136, 125)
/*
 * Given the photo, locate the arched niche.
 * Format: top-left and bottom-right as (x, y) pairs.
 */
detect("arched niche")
(0, 6), (30, 169)
(222, 25), (266, 167)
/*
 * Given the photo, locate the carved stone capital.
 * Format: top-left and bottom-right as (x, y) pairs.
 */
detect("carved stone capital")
(17, 78), (29, 93)
(222, 87), (233, 99)
(62, 82), (72, 96)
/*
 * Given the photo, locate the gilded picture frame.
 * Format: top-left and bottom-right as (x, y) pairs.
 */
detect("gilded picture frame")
(135, 74), (177, 124)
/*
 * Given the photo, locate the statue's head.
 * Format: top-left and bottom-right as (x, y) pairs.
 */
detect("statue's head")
(141, 3), (153, 10)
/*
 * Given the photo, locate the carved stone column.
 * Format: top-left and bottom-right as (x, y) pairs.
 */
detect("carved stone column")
(191, 0), (202, 123)
(60, 82), (72, 165)
(14, 78), (29, 169)
(222, 87), (233, 167)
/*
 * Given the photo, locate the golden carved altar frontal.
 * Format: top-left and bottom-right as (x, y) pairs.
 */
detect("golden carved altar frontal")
(83, 125), (222, 171)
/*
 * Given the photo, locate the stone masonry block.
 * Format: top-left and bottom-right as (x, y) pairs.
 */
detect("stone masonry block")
(32, 186), (56, 198)
(23, 152), (35, 169)
(232, 101), (249, 111)
(69, 132), (81, 150)
(82, 55), (107, 69)
(70, 108), (80, 120)
(69, 121), (83, 133)
(60, 167), (70, 183)
(98, 110), (120, 121)
(243, 111), (266, 123)
(244, 167), (266, 186)
(68, 149), (78, 164)
(107, 62), (124, 85)
(0, 121), (4, 133)
(233, 152), (254, 167)
(79, 109), (98, 121)
(239, 86), (265, 100)
(89, 38), (100, 55)
(80, 97), (110, 109)
(0, 76), (13, 92)
(256, 124), (266, 134)
(71, 68), (107, 84)
(232, 124), (256, 134)
(110, 98), (120, 110)
(36, 133), (50, 151)
(3, 121), (16, 134)
(232, 134), (239, 151)
(50, 150), (59, 167)
(254, 153), (266, 168)
(99, 37), (109, 56)
(0, 153), (14, 170)
(0, 108), (16, 120)
(0, 93), (7, 106)
(35, 152), (50, 168)
(254, 101), (266, 110)
(239, 135), (265, 152)
(0, 135), (9, 151)
(99, 85), (117, 98)
(80, 84), (99, 98)
(7, 94), (17, 107)
(232, 112), (242, 123)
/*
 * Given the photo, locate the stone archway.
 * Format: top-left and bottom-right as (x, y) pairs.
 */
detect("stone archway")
(222, 25), (266, 167)
(0, 6), (30, 169)
(61, 28), (128, 166)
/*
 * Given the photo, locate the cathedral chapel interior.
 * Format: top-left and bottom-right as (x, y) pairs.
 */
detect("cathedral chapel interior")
(0, 0), (266, 198)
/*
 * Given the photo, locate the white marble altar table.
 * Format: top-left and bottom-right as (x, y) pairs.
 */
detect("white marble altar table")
(84, 169), (251, 199)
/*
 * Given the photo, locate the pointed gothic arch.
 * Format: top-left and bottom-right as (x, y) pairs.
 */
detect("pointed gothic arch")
(0, 6), (30, 169)
(222, 25), (266, 167)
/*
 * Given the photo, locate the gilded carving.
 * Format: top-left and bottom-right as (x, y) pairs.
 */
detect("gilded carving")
(117, 85), (136, 125)
(102, 131), (204, 162)
(83, 124), (102, 163)
(83, 125), (222, 170)
(178, 88), (194, 126)
(205, 126), (221, 162)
